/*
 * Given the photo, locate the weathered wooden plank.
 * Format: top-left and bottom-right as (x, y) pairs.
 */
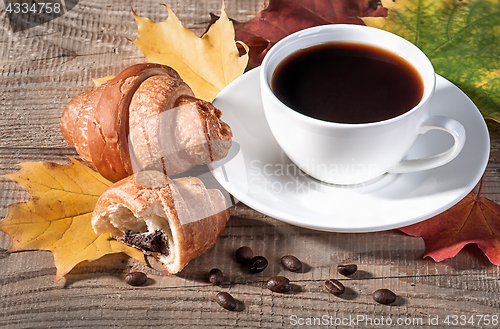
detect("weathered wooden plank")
(1, 215), (499, 328)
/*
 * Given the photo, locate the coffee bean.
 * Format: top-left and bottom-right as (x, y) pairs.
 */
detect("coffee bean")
(267, 276), (290, 293)
(281, 255), (302, 272)
(125, 272), (147, 286)
(337, 264), (357, 276)
(324, 279), (345, 295)
(235, 246), (254, 264)
(248, 256), (268, 273)
(216, 292), (236, 311)
(209, 268), (223, 285)
(372, 289), (397, 305)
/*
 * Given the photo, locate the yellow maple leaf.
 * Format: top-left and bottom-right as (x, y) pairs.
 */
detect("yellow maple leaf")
(92, 75), (115, 87)
(0, 158), (145, 281)
(131, 3), (248, 102)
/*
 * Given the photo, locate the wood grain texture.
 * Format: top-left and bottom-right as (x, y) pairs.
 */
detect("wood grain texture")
(1, 1), (500, 328)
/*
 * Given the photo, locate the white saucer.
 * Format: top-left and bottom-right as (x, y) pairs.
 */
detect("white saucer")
(210, 67), (490, 233)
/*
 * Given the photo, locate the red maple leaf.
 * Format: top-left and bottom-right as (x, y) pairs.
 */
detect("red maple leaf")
(210, 0), (388, 67)
(399, 180), (500, 265)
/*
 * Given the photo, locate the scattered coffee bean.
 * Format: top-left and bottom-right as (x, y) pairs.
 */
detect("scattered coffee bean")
(125, 272), (147, 286)
(209, 268), (223, 285)
(324, 279), (345, 295)
(216, 292), (237, 311)
(267, 276), (290, 293)
(248, 256), (268, 273)
(372, 289), (397, 305)
(281, 255), (302, 272)
(337, 264), (357, 276)
(235, 246), (254, 264)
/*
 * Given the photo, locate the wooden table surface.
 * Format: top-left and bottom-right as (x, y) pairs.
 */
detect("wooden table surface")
(1, 1), (500, 328)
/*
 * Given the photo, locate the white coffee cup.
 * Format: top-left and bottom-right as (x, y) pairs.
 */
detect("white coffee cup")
(260, 24), (466, 185)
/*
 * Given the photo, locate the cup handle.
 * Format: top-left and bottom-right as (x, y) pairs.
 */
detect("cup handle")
(388, 115), (466, 174)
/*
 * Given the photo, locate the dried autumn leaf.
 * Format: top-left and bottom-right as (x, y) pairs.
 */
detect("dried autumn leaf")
(132, 3), (248, 102)
(399, 187), (500, 265)
(223, 0), (388, 67)
(0, 158), (145, 281)
(362, 0), (500, 121)
(92, 75), (115, 87)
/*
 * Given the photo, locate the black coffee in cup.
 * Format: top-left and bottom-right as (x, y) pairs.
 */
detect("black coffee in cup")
(270, 42), (424, 124)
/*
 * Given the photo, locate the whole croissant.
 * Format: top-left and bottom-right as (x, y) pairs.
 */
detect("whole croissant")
(60, 63), (232, 182)
(92, 170), (229, 274)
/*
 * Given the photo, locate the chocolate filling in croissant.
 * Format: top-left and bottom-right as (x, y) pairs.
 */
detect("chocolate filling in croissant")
(122, 230), (169, 255)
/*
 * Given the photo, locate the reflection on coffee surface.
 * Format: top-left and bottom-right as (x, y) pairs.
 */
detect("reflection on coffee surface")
(271, 42), (424, 124)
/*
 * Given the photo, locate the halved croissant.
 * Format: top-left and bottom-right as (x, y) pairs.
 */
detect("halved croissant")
(91, 170), (229, 274)
(60, 63), (232, 182)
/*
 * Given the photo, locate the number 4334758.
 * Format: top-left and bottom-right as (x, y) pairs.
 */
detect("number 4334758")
(443, 314), (498, 326)
(6, 2), (62, 14)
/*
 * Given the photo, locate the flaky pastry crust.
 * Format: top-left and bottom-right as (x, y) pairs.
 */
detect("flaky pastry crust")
(91, 171), (229, 274)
